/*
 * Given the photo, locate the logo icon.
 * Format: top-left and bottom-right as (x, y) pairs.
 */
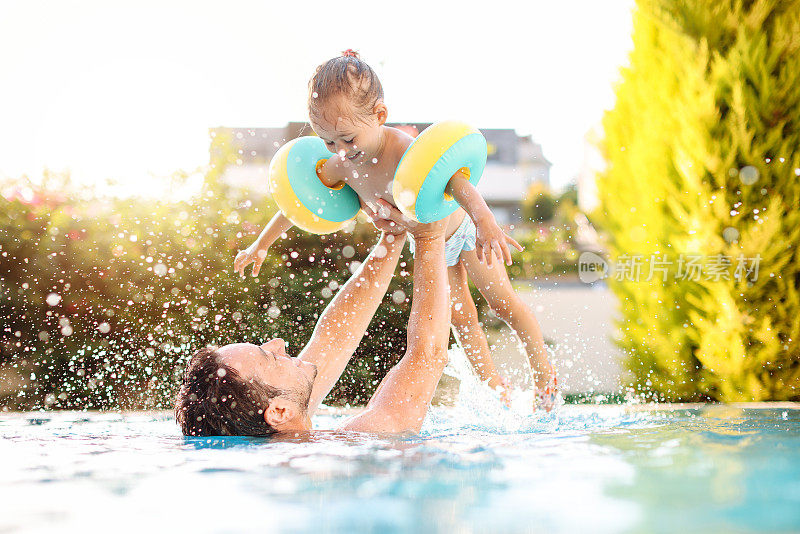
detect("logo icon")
(578, 252), (610, 283)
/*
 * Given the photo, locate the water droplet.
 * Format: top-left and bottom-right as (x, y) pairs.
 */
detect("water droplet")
(397, 189), (416, 207)
(46, 293), (61, 306)
(739, 166), (759, 185)
(722, 227), (739, 243)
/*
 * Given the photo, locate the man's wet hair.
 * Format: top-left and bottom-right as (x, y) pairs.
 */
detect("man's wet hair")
(175, 347), (281, 437)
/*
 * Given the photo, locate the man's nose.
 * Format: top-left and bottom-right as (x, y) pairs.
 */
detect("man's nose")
(263, 338), (286, 355)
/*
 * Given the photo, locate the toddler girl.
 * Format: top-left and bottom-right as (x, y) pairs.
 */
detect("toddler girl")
(235, 50), (558, 411)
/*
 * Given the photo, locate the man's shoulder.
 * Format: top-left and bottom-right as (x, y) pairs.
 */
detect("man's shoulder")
(335, 407), (392, 434)
(335, 404), (385, 433)
(333, 398), (424, 435)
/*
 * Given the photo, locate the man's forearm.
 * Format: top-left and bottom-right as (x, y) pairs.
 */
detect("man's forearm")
(315, 232), (406, 345)
(406, 236), (450, 357)
(341, 231), (450, 433)
(301, 232), (406, 413)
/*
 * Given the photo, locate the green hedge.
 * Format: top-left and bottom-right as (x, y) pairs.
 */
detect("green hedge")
(0, 169), (415, 410)
(598, 0), (800, 400)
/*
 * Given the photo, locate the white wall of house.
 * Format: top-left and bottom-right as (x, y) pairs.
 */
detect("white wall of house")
(577, 126), (605, 214)
(223, 163), (269, 192)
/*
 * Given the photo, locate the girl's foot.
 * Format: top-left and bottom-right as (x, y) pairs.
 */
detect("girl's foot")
(489, 375), (513, 408)
(497, 375), (514, 407)
(535, 364), (559, 412)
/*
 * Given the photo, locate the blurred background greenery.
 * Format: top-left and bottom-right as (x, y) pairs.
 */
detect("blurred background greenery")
(0, 133), (584, 410)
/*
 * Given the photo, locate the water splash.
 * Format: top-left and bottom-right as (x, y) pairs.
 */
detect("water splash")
(421, 346), (564, 436)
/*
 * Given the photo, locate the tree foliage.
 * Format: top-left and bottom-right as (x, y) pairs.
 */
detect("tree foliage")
(522, 183), (557, 223)
(598, 0), (800, 400)
(0, 134), (413, 410)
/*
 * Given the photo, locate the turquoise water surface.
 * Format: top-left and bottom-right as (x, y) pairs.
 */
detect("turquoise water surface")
(1, 404), (798, 533)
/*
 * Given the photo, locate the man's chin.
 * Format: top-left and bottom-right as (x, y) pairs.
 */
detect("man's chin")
(302, 361), (318, 383)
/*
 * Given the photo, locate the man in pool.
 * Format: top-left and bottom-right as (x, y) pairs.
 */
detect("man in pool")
(175, 208), (451, 436)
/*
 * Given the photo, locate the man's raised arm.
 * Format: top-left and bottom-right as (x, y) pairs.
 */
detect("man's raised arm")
(341, 219), (450, 434)
(300, 231), (406, 415)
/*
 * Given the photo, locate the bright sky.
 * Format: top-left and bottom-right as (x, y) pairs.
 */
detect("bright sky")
(0, 0), (634, 197)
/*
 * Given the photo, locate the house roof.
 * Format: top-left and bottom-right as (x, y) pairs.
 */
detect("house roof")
(211, 122), (550, 169)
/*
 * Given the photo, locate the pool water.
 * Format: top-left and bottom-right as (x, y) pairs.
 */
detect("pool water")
(2, 403), (799, 534)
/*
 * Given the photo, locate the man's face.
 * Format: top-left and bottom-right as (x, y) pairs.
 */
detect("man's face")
(217, 339), (317, 409)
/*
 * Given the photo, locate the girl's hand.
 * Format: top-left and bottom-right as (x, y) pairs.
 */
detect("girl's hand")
(474, 217), (524, 266)
(234, 244), (269, 277)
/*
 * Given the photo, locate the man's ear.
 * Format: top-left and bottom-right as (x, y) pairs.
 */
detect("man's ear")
(374, 101), (388, 125)
(264, 397), (298, 429)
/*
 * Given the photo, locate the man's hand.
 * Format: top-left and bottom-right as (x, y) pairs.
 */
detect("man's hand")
(404, 203), (447, 241)
(374, 199), (418, 232)
(363, 200), (408, 235)
(474, 216), (524, 266)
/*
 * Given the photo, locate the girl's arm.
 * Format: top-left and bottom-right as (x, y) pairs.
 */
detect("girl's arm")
(445, 173), (523, 266)
(253, 211), (294, 251)
(233, 212), (294, 277)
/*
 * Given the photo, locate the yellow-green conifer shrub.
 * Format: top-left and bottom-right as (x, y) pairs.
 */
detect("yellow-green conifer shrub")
(598, 0), (800, 401)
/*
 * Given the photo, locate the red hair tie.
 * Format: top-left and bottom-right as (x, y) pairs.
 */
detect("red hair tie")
(342, 49), (359, 58)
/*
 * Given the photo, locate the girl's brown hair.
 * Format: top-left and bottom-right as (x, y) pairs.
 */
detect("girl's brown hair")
(308, 49), (384, 121)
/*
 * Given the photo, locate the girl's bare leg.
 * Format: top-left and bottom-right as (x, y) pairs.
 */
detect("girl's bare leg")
(448, 262), (504, 390)
(460, 249), (557, 406)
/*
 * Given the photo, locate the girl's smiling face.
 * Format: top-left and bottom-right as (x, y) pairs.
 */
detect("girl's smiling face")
(310, 95), (388, 164)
